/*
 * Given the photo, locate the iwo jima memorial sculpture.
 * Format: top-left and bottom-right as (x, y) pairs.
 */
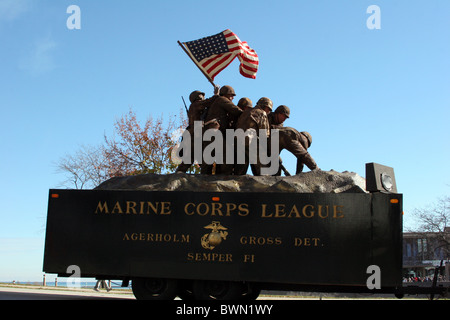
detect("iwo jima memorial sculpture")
(43, 30), (448, 300)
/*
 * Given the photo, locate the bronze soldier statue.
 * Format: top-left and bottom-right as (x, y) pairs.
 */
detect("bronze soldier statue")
(201, 85), (243, 175)
(228, 97), (253, 130)
(237, 97), (253, 111)
(175, 88), (218, 173)
(275, 127), (319, 175)
(267, 105), (290, 129)
(233, 97), (273, 176)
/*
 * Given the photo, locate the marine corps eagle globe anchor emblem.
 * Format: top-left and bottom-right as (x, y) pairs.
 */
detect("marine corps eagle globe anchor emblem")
(201, 221), (228, 250)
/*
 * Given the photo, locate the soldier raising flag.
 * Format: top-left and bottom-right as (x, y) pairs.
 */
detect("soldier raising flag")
(176, 30), (260, 175)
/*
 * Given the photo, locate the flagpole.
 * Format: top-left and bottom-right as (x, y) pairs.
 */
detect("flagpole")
(177, 41), (217, 89)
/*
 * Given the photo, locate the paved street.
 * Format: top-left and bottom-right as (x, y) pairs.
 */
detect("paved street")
(0, 285), (134, 300)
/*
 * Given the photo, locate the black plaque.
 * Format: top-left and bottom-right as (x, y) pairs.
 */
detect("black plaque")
(43, 189), (402, 290)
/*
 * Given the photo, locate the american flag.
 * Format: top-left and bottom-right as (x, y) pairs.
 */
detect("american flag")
(182, 29), (259, 80)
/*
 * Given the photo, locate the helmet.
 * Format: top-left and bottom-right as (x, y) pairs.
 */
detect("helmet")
(275, 105), (290, 118)
(237, 97), (252, 110)
(301, 131), (312, 148)
(256, 97), (273, 111)
(189, 90), (205, 103)
(219, 85), (236, 96)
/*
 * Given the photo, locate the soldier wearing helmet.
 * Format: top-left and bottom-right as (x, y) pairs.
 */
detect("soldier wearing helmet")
(255, 97), (273, 114)
(268, 105), (290, 129)
(227, 97), (253, 130)
(218, 85), (236, 99)
(274, 127), (318, 175)
(189, 90), (204, 103)
(232, 97), (273, 176)
(236, 97), (272, 133)
(203, 85), (242, 131)
(175, 87), (219, 173)
(186, 87), (220, 128)
(237, 97), (253, 111)
(201, 85), (243, 175)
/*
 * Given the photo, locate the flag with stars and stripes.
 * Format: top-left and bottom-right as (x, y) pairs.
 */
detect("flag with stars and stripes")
(181, 29), (259, 80)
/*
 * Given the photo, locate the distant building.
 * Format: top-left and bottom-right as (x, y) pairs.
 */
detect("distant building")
(402, 228), (450, 280)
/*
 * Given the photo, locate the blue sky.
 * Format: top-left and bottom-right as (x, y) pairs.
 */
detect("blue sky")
(0, 0), (449, 281)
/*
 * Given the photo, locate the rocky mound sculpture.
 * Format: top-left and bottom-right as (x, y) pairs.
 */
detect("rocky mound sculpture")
(95, 170), (367, 194)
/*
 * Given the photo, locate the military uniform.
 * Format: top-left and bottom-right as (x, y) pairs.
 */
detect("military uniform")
(236, 107), (270, 135)
(175, 91), (218, 173)
(267, 112), (280, 129)
(228, 97), (253, 130)
(277, 127), (318, 175)
(201, 86), (243, 175)
(233, 98), (273, 176)
(187, 96), (218, 128)
(203, 96), (243, 131)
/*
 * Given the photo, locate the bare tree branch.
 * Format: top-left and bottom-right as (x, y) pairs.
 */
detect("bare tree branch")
(55, 108), (187, 189)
